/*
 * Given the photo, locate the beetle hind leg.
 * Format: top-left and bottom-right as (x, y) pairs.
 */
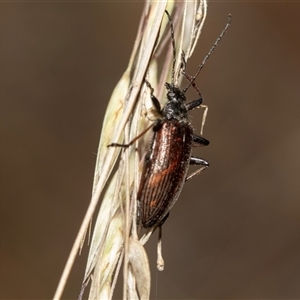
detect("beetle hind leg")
(186, 156), (209, 181)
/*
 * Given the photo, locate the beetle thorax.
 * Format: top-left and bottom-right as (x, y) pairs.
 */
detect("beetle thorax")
(163, 84), (188, 121)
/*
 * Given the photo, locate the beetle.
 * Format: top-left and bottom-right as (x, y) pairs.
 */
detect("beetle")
(137, 79), (210, 228)
(110, 11), (232, 229)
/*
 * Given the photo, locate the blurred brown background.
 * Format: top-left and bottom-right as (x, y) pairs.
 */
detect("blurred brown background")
(1, 1), (300, 299)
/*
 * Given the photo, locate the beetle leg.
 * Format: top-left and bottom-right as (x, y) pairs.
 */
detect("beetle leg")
(185, 100), (208, 135)
(186, 98), (202, 110)
(181, 54), (208, 134)
(157, 225), (164, 271)
(108, 123), (154, 148)
(192, 133), (209, 147)
(186, 156), (209, 181)
(144, 78), (162, 114)
(189, 156), (210, 166)
(199, 104), (208, 135)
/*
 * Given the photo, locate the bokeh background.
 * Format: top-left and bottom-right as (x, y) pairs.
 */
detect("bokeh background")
(1, 1), (300, 299)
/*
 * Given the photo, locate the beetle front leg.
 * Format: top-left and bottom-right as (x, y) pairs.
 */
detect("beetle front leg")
(186, 98), (202, 111)
(144, 78), (162, 114)
(186, 100), (208, 135)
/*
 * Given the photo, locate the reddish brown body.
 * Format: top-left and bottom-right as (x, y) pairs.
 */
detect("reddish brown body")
(133, 77), (210, 229)
(134, 11), (232, 230)
(107, 11), (232, 231)
(137, 120), (193, 228)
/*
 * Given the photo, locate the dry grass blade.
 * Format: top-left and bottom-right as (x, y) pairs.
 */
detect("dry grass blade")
(54, 1), (208, 299)
(84, 2), (167, 299)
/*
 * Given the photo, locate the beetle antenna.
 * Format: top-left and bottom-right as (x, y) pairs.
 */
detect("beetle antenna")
(165, 10), (176, 86)
(183, 14), (232, 93)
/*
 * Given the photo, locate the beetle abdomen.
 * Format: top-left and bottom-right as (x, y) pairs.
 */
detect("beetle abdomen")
(138, 120), (193, 228)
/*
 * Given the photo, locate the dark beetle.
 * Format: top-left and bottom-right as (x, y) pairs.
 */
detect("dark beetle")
(137, 11), (231, 228)
(137, 81), (209, 228)
(110, 11), (231, 229)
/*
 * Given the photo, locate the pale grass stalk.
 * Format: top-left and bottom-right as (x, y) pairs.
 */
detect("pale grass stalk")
(53, 1), (207, 299)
